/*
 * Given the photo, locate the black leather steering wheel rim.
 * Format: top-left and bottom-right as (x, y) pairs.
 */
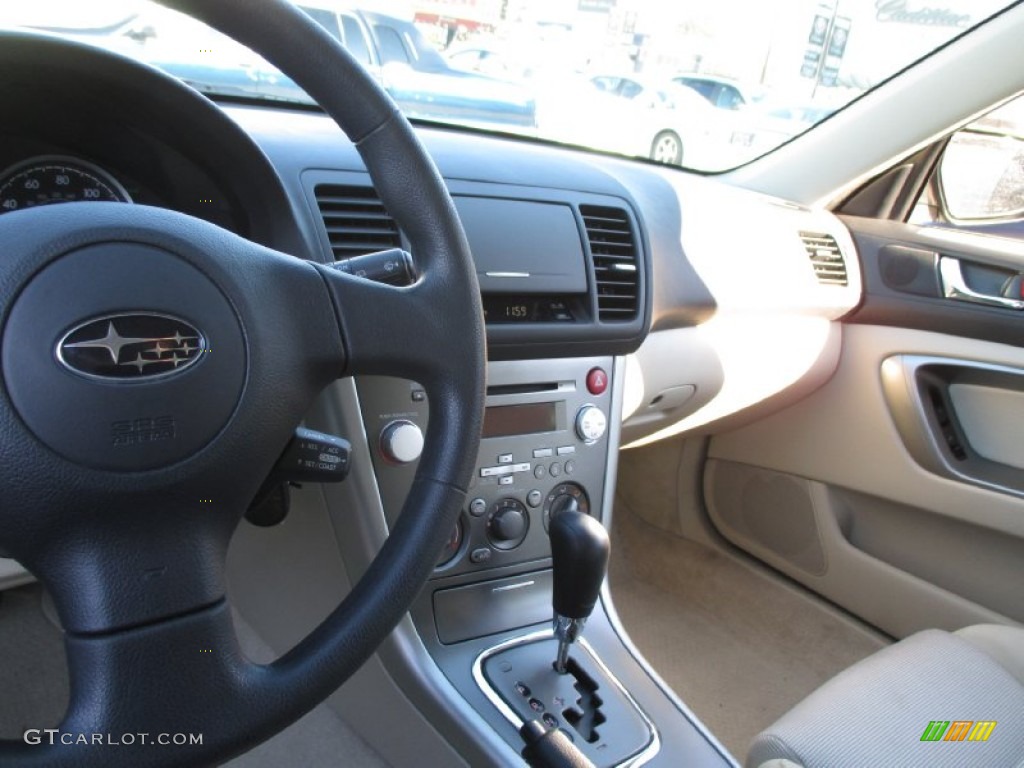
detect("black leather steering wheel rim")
(0, 1), (485, 765)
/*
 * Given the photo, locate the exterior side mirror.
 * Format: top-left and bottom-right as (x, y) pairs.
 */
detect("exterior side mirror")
(938, 98), (1024, 222)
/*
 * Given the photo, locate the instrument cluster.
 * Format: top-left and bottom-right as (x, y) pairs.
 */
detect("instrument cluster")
(0, 156), (132, 216)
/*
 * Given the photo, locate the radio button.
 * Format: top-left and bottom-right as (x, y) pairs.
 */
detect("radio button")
(534, 465), (547, 479)
(511, 462), (531, 473)
(380, 420), (424, 464)
(550, 463), (562, 478)
(556, 446), (575, 456)
(565, 460), (576, 475)
(481, 465), (510, 477)
(497, 453), (513, 464)
(469, 497), (488, 517)
(470, 547), (493, 564)
(575, 405), (607, 444)
(533, 448), (554, 459)
(527, 490), (543, 508)
(499, 475), (514, 486)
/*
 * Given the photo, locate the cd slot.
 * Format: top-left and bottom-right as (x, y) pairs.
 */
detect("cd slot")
(487, 382), (560, 397)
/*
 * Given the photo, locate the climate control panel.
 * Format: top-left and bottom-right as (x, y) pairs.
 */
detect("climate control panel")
(356, 357), (614, 578)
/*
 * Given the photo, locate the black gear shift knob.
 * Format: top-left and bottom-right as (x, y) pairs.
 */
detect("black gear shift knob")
(550, 509), (610, 619)
(549, 509), (609, 673)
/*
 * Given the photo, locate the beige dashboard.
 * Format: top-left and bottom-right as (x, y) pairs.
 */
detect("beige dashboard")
(622, 171), (862, 448)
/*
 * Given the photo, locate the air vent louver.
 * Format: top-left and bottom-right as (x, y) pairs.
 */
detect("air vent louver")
(314, 184), (401, 260)
(581, 205), (639, 321)
(800, 231), (848, 286)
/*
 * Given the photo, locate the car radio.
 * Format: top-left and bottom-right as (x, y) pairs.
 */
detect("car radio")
(356, 356), (614, 579)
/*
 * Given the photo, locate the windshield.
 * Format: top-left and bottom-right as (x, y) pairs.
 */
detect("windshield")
(2, 0), (1016, 171)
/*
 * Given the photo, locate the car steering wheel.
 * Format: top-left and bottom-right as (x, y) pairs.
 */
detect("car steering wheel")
(0, 0), (485, 765)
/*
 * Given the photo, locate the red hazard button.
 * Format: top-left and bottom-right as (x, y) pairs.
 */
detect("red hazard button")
(586, 367), (608, 395)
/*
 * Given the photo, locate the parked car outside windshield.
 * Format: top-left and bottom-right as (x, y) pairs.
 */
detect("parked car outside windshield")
(1, 0), (1018, 171)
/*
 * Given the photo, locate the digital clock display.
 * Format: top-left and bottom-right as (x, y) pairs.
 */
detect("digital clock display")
(503, 303), (530, 320)
(482, 295), (575, 324)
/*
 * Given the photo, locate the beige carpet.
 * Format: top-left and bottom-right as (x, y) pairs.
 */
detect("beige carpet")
(608, 498), (889, 762)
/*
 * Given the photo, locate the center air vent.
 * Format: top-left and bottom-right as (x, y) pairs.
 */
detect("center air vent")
(314, 184), (401, 260)
(800, 231), (848, 286)
(580, 205), (639, 321)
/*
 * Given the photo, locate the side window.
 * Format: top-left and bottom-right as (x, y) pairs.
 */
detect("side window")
(374, 25), (411, 65)
(341, 15), (372, 67)
(402, 32), (421, 64)
(618, 80), (644, 100)
(912, 94), (1024, 239)
(680, 79), (715, 102)
(298, 7), (341, 41)
(718, 85), (744, 110)
(591, 77), (619, 93)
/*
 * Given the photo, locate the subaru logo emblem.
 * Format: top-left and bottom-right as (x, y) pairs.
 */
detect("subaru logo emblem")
(57, 313), (206, 380)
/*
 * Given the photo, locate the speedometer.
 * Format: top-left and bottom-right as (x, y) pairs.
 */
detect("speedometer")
(0, 156), (132, 215)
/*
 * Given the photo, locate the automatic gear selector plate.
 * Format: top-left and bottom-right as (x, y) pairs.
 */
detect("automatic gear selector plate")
(478, 634), (653, 766)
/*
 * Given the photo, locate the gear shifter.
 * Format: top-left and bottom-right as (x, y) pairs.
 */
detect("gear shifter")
(483, 509), (649, 764)
(549, 508), (610, 674)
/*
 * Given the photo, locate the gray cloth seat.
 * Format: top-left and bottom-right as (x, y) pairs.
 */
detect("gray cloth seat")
(746, 624), (1024, 768)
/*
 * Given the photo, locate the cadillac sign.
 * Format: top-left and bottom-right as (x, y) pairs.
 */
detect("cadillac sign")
(876, 0), (970, 28)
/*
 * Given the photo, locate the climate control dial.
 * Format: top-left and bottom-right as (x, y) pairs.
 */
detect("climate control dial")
(487, 498), (530, 550)
(543, 482), (590, 531)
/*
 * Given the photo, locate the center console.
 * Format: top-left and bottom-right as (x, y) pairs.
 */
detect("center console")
(288, 171), (734, 766)
(349, 356), (732, 767)
(359, 357), (613, 583)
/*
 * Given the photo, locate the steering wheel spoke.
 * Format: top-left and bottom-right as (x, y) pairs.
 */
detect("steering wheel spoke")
(2, 601), (261, 766)
(318, 268), (447, 379)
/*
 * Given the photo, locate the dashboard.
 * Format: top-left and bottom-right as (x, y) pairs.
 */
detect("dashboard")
(0, 32), (860, 417)
(0, 29), (864, 561)
(0, 30), (865, 499)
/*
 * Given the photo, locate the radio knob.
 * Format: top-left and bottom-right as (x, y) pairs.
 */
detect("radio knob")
(575, 405), (607, 444)
(380, 420), (424, 464)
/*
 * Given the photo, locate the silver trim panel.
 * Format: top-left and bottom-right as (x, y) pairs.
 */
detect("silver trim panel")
(472, 628), (662, 767)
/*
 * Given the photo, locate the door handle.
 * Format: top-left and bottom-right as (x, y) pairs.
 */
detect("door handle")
(938, 256), (1024, 310)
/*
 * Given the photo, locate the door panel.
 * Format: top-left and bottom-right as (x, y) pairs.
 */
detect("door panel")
(705, 216), (1024, 637)
(881, 355), (1024, 496)
(704, 459), (1015, 639)
(844, 216), (1024, 345)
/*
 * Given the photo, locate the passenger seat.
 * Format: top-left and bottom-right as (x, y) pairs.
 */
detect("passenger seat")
(746, 624), (1024, 768)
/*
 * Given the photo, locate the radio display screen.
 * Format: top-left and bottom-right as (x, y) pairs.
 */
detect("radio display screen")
(482, 402), (557, 438)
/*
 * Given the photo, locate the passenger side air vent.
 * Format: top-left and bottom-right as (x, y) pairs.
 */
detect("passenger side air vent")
(314, 184), (401, 260)
(800, 231), (848, 286)
(580, 205), (639, 321)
